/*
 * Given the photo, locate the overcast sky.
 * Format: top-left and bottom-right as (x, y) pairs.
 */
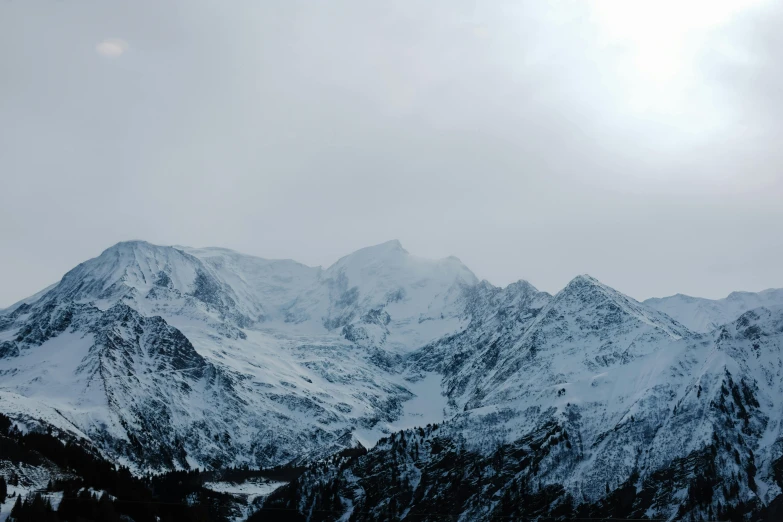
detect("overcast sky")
(1, 0), (781, 307)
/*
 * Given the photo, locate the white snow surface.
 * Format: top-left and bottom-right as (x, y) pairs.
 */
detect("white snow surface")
(353, 372), (448, 448)
(202, 479), (286, 502)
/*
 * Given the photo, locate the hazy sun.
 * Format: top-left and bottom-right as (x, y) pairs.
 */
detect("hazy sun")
(587, 0), (765, 121)
(591, 0), (763, 83)
(96, 38), (129, 58)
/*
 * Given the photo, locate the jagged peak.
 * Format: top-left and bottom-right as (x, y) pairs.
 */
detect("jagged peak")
(504, 279), (543, 295)
(472, 279), (544, 297)
(550, 273), (688, 339)
(559, 273), (614, 296)
(560, 274), (657, 306)
(564, 273), (608, 288)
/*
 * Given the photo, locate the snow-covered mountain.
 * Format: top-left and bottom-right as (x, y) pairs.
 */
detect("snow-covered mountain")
(645, 288), (783, 333)
(0, 240), (476, 471)
(2, 239), (782, 520)
(261, 285), (783, 521)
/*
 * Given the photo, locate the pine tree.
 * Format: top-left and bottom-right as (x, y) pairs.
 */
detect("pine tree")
(11, 495), (22, 517)
(96, 493), (121, 522)
(0, 475), (6, 504)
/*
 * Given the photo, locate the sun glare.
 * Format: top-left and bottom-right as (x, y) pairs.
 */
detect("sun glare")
(591, 0), (762, 83)
(586, 0), (765, 122)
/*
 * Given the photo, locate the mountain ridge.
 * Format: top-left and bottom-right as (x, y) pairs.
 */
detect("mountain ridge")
(645, 286), (783, 333)
(2, 240), (783, 521)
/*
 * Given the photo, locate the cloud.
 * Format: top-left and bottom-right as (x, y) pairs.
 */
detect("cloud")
(0, 0), (781, 306)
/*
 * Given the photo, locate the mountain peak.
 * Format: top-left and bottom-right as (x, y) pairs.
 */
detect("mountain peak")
(353, 239), (407, 255)
(506, 279), (540, 292)
(381, 239), (405, 250)
(562, 273), (612, 294)
(567, 273), (599, 285)
(96, 240), (183, 265)
(50, 241), (200, 305)
(556, 273), (626, 310)
(102, 239), (157, 253)
(553, 273), (689, 339)
(326, 241), (410, 275)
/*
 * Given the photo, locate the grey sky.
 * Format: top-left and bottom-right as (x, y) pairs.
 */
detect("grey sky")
(1, 0), (781, 307)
